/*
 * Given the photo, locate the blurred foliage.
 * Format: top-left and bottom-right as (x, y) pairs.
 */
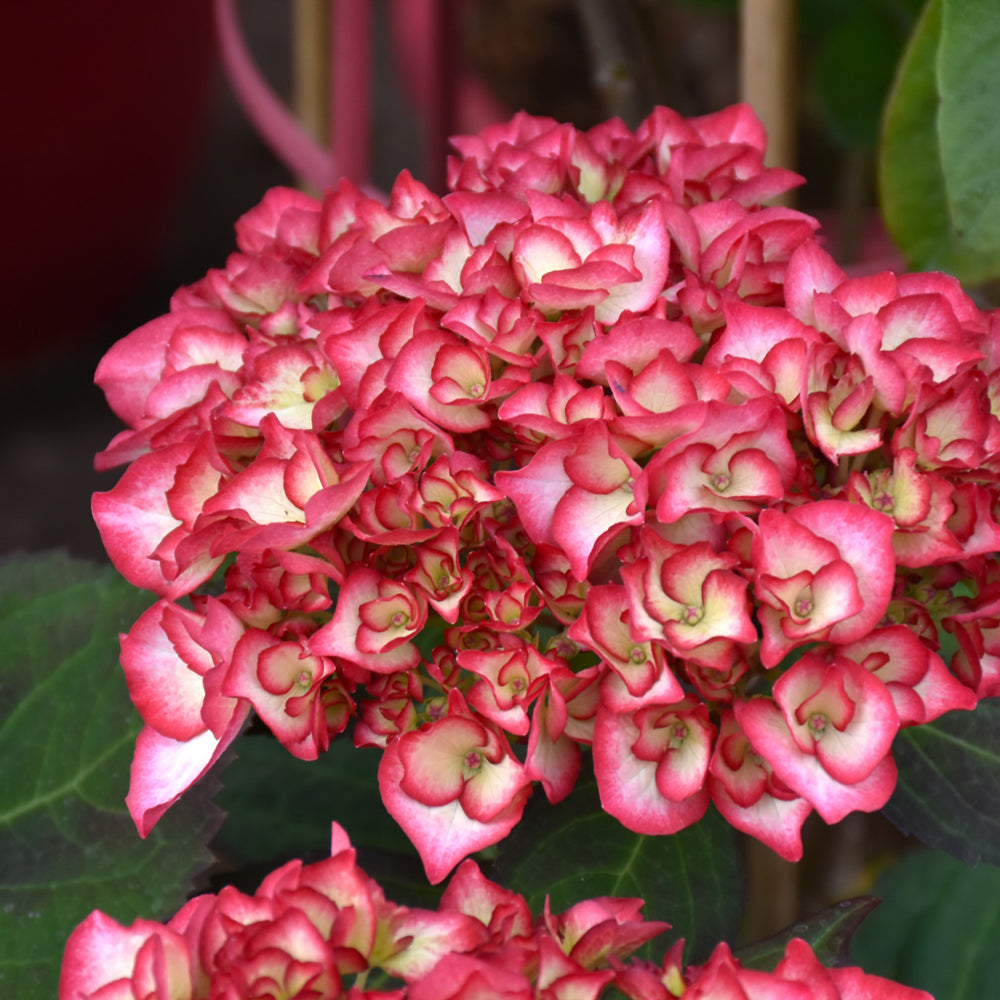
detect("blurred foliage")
(883, 699), (1000, 865)
(0, 553), (221, 1000)
(880, 0), (1000, 286)
(852, 850), (1000, 998)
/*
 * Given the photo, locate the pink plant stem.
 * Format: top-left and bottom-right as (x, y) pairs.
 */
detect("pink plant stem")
(214, 0), (335, 189)
(331, 0), (373, 185)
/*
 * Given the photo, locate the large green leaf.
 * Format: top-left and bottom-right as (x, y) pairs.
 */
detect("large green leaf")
(879, 0), (1000, 284)
(0, 552), (222, 999)
(881, 700), (1000, 864)
(492, 775), (742, 963)
(937, 0), (1000, 255)
(851, 850), (1000, 998)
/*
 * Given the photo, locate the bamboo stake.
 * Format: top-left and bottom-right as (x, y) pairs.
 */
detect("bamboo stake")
(739, 0), (800, 934)
(740, 0), (797, 174)
(293, 0), (373, 189)
(742, 836), (800, 940)
(293, 0), (331, 146)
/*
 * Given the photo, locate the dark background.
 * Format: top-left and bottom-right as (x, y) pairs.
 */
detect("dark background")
(0, 0), (747, 559)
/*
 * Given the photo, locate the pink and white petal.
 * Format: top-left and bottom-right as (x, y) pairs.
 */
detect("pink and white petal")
(908, 654), (978, 723)
(773, 653), (836, 719)
(595, 200), (670, 324)
(398, 717), (484, 807)
(790, 501), (896, 643)
(553, 484), (642, 581)
(120, 601), (208, 742)
(599, 663), (687, 714)
(708, 301), (824, 368)
(379, 743), (531, 884)
(203, 457), (303, 527)
(525, 698), (582, 803)
(548, 257), (638, 289)
(439, 859), (534, 939)
(495, 438), (574, 550)
(697, 569), (758, 646)
(829, 964), (935, 1000)
(754, 508), (843, 580)
(528, 280), (610, 313)
(513, 225), (582, 286)
(593, 708), (709, 834)
(308, 567), (421, 672)
(460, 754), (532, 823)
(709, 780), (811, 862)
(655, 737), (711, 804)
(736, 698), (897, 825)
(92, 443), (191, 597)
(126, 702), (250, 837)
(787, 662), (899, 784)
(443, 190), (530, 246)
(799, 560), (865, 635)
(59, 911), (192, 1000)
(379, 909), (489, 980)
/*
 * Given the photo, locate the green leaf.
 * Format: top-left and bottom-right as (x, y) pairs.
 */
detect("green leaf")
(879, 0), (1000, 284)
(881, 700), (1000, 864)
(213, 731), (440, 907)
(492, 775), (742, 963)
(851, 850), (1000, 998)
(937, 0), (1000, 255)
(0, 552), (222, 1000)
(737, 896), (880, 971)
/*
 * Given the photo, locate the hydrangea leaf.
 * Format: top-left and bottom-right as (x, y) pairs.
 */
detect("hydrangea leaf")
(879, 0), (1000, 284)
(492, 775), (742, 962)
(212, 732), (439, 906)
(737, 896), (880, 971)
(850, 850), (1000, 998)
(881, 699), (1000, 864)
(0, 552), (222, 1000)
(936, 0), (1000, 257)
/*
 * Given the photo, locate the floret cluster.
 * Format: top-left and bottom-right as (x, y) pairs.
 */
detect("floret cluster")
(60, 824), (930, 1000)
(94, 104), (995, 881)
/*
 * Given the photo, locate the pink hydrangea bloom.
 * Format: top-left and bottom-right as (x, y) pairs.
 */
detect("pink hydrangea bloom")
(92, 103), (989, 881)
(60, 826), (932, 1000)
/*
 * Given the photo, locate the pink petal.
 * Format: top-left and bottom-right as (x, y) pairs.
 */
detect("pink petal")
(126, 702), (250, 837)
(379, 740), (531, 884)
(398, 716), (485, 807)
(593, 706), (710, 834)
(93, 442), (222, 599)
(308, 567), (421, 672)
(120, 602), (209, 742)
(735, 697), (898, 825)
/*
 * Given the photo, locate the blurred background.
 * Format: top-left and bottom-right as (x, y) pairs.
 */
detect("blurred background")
(0, 0), (921, 557)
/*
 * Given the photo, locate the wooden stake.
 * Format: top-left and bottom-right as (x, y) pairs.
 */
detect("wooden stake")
(293, 0), (331, 145)
(742, 835), (801, 940)
(740, 0), (797, 173)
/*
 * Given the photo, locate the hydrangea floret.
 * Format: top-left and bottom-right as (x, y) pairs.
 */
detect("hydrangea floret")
(93, 103), (991, 887)
(59, 823), (931, 1000)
